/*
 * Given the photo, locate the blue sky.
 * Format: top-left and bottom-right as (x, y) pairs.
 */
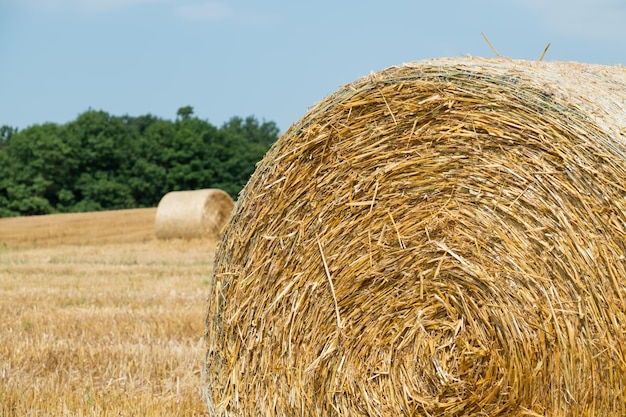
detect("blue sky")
(1, 0), (625, 133)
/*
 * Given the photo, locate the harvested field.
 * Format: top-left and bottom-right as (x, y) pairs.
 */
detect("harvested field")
(0, 208), (158, 247)
(0, 209), (213, 416)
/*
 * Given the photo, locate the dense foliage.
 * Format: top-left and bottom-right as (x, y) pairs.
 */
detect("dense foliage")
(0, 108), (279, 217)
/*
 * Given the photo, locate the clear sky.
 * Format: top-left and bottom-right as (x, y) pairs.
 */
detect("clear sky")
(1, 0), (625, 134)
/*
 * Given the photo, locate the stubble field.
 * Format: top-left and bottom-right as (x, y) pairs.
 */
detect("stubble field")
(0, 208), (214, 416)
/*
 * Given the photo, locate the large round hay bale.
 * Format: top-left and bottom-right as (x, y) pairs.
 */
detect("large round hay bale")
(155, 189), (233, 240)
(204, 57), (626, 416)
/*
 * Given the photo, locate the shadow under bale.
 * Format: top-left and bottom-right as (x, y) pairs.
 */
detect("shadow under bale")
(204, 57), (626, 416)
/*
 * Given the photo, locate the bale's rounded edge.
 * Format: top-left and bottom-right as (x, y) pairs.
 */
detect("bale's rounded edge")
(205, 57), (626, 416)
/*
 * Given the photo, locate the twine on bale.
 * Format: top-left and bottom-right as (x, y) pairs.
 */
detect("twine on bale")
(204, 57), (626, 416)
(155, 189), (234, 240)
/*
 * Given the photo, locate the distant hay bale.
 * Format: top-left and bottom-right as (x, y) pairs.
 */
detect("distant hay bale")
(155, 189), (233, 240)
(204, 57), (626, 416)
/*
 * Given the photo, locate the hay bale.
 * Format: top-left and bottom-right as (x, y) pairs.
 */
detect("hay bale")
(204, 57), (626, 416)
(155, 189), (233, 240)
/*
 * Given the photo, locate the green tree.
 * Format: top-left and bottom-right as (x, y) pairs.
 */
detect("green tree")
(0, 109), (279, 217)
(0, 125), (17, 147)
(3, 123), (74, 215)
(66, 110), (130, 173)
(220, 116), (279, 147)
(74, 172), (134, 211)
(64, 110), (142, 210)
(121, 113), (160, 136)
(176, 106), (194, 121)
(0, 146), (15, 216)
(212, 116), (279, 197)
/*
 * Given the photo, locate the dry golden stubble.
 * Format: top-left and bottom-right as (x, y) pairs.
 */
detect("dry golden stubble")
(0, 211), (216, 416)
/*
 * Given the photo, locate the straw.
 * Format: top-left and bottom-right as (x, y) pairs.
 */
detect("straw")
(155, 189), (234, 240)
(204, 57), (626, 416)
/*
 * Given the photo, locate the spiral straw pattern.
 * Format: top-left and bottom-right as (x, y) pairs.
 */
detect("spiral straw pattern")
(205, 57), (626, 416)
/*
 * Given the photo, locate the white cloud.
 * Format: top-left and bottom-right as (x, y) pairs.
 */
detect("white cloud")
(81, 0), (171, 13)
(1, 0), (259, 23)
(0, 0), (171, 13)
(175, 2), (232, 21)
(514, 0), (626, 39)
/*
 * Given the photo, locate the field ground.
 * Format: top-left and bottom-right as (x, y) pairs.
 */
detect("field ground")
(0, 209), (215, 416)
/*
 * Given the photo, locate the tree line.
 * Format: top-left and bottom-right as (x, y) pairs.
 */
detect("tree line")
(0, 107), (279, 217)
